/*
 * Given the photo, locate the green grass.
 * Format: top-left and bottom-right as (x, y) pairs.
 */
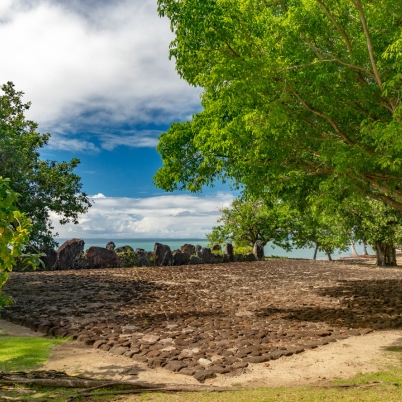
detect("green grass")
(0, 336), (64, 371)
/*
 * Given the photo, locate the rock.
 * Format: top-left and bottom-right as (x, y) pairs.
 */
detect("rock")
(253, 241), (264, 261)
(234, 254), (245, 262)
(347, 329), (361, 336)
(142, 334), (160, 344)
(195, 245), (202, 253)
(109, 346), (128, 355)
(178, 348), (196, 359)
(360, 328), (373, 335)
(224, 243), (234, 262)
(154, 243), (172, 266)
(135, 248), (146, 254)
(209, 365), (230, 374)
(179, 368), (197, 376)
(232, 362), (248, 369)
(181, 244), (195, 255)
(197, 247), (212, 264)
(198, 358), (212, 367)
(193, 370), (216, 382)
(243, 354), (271, 363)
(93, 340), (106, 349)
(211, 254), (224, 264)
(106, 241), (115, 251)
(245, 253), (257, 262)
(115, 245), (134, 253)
(190, 255), (202, 265)
(80, 246), (118, 268)
(212, 244), (222, 251)
(172, 251), (191, 266)
(132, 355), (148, 363)
(41, 249), (58, 270)
(57, 238), (85, 270)
(147, 358), (165, 368)
(165, 361), (186, 372)
(268, 351), (284, 360)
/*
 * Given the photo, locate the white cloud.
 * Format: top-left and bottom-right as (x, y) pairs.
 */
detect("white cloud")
(50, 192), (234, 239)
(99, 130), (161, 151)
(47, 133), (101, 153)
(0, 0), (200, 144)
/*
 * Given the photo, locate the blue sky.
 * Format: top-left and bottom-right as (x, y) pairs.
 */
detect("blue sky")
(1, 0), (236, 238)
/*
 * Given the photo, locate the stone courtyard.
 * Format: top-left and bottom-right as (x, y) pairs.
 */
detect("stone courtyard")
(3, 259), (402, 382)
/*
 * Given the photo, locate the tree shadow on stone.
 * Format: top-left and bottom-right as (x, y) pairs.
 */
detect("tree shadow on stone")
(255, 279), (402, 330)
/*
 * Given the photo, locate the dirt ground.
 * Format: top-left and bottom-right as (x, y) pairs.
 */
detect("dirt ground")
(2, 257), (402, 387)
(1, 318), (402, 388)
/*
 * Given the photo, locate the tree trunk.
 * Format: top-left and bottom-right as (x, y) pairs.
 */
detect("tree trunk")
(313, 243), (319, 260)
(326, 251), (332, 261)
(375, 242), (397, 266)
(363, 242), (369, 256)
(350, 241), (359, 257)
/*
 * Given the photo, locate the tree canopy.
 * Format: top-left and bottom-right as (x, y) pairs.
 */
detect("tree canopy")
(0, 82), (91, 250)
(154, 0), (402, 211)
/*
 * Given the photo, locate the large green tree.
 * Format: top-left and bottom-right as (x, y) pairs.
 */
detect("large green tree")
(0, 82), (91, 250)
(154, 0), (402, 211)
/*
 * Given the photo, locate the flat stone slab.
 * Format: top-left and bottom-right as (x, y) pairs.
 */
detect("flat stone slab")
(2, 260), (402, 379)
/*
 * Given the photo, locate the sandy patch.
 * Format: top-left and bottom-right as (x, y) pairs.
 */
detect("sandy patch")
(2, 319), (401, 388)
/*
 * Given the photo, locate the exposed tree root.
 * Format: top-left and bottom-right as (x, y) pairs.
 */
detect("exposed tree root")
(0, 370), (233, 401)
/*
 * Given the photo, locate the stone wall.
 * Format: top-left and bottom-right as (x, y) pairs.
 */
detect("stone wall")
(23, 239), (263, 271)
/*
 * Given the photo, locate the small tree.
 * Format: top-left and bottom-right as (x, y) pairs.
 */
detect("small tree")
(206, 197), (293, 249)
(290, 205), (350, 261)
(0, 178), (41, 309)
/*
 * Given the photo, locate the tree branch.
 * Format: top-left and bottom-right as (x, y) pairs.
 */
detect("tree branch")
(288, 88), (356, 146)
(282, 58), (375, 80)
(350, 0), (383, 91)
(316, 0), (352, 52)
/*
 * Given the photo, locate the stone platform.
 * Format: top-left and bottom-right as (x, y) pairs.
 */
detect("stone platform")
(3, 260), (402, 381)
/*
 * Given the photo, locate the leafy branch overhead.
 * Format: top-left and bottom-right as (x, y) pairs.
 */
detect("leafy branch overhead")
(0, 177), (42, 309)
(154, 0), (402, 210)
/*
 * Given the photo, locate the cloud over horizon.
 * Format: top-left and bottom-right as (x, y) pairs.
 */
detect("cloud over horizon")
(1, 0), (201, 152)
(50, 192), (234, 239)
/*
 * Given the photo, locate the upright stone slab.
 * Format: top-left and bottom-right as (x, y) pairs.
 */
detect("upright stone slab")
(195, 244), (202, 253)
(197, 247), (212, 264)
(41, 249), (58, 270)
(172, 251), (191, 266)
(81, 246), (118, 268)
(57, 238), (85, 270)
(181, 244), (195, 255)
(154, 243), (172, 266)
(224, 242), (234, 262)
(106, 241), (115, 251)
(115, 245), (134, 253)
(245, 253), (257, 262)
(253, 240), (264, 261)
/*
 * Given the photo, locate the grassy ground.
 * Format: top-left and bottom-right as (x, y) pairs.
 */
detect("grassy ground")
(1, 335), (402, 401)
(0, 335), (64, 372)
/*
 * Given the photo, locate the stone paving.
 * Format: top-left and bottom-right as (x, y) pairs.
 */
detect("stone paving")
(3, 260), (402, 381)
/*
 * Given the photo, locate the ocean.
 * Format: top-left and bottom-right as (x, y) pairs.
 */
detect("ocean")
(56, 238), (373, 260)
